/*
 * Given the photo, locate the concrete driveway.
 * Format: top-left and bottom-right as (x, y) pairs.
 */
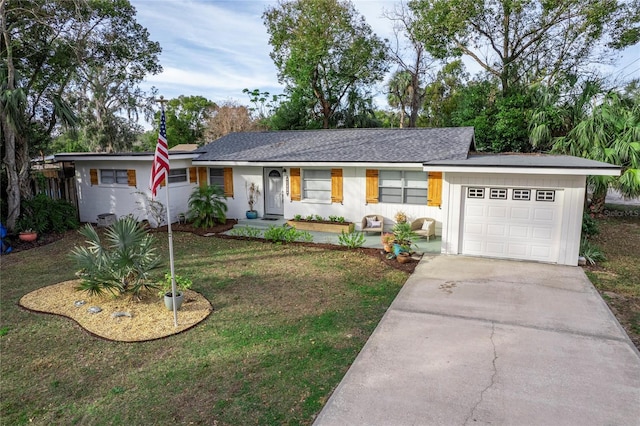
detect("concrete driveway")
(314, 256), (640, 426)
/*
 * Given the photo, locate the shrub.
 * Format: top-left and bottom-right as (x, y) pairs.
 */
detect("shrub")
(338, 230), (365, 248)
(580, 237), (606, 266)
(264, 224), (313, 244)
(582, 212), (599, 237)
(188, 185), (228, 228)
(16, 193), (79, 233)
(70, 217), (162, 297)
(229, 226), (263, 238)
(293, 214), (303, 221)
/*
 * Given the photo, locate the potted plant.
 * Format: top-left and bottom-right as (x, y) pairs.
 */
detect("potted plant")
(394, 210), (408, 224)
(18, 228), (38, 242)
(381, 233), (395, 253)
(391, 222), (417, 255)
(159, 273), (192, 311)
(246, 182), (261, 219)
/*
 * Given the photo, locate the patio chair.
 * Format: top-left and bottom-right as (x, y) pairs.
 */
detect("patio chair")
(362, 214), (384, 234)
(411, 217), (436, 241)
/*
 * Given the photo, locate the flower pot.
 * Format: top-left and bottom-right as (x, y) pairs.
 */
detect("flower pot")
(164, 292), (184, 311)
(246, 210), (258, 219)
(397, 253), (411, 264)
(383, 243), (393, 253)
(19, 232), (38, 242)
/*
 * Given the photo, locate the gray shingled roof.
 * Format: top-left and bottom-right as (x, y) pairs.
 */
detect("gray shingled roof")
(194, 127), (475, 163)
(424, 153), (620, 170)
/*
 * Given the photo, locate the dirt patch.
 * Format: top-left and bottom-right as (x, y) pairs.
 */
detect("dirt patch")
(19, 280), (213, 342)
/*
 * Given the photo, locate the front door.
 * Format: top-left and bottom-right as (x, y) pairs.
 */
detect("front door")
(264, 168), (284, 216)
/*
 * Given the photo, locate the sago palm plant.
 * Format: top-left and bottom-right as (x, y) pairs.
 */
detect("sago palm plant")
(188, 184), (228, 228)
(70, 216), (161, 297)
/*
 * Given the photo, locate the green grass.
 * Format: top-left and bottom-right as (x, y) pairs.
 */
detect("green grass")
(0, 231), (407, 425)
(583, 205), (640, 349)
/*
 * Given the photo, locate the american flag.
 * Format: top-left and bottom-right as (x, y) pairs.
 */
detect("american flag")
(150, 107), (169, 197)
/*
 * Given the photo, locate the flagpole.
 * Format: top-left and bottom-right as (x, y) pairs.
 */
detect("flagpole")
(154, 96), (179, 327)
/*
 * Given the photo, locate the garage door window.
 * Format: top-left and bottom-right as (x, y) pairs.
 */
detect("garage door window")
(512, 189), (531, 200)
(536, 190), (555, 202)
(467, 187), (485, 198)
(490, 188), (507, 199)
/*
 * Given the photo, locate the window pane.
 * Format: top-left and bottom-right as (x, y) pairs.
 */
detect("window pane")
(379, 187), (402, 203)
(404, 171), (427, 188)
(115, 170), (128, 184)
(168, 168), (187, 183)
(209, 168), (224, 188)
(379, 170), (402, 187)
(303, 169), (330, 200)
(101, 170), (115, 184)
(404, 188), (428, 204)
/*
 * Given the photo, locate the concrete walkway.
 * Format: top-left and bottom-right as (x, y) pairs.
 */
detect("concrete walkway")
(314, 256), (640, 426)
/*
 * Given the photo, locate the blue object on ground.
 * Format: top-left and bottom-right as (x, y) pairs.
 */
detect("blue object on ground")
(1, 222), (13, 254)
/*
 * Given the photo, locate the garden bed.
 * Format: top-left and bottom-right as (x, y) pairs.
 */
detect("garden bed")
(286, 219), (355, 234)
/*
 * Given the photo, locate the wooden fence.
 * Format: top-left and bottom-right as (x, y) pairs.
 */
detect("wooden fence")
(32, 168), (79, 218)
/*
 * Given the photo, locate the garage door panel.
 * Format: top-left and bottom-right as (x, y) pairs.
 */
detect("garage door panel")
(510, 207), (531, 220)
(487, 206), (508, 218)
(462, 187), (562, 263)
(487, 224), (507, 237)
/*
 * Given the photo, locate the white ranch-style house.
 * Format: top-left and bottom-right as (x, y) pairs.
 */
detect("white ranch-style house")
(55, 127), (620, 266)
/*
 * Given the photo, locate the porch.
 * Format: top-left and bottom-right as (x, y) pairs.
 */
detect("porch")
(229, 217), (442, 254)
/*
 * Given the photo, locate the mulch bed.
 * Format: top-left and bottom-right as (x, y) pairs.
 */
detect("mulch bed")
(4, 219), (419, 274)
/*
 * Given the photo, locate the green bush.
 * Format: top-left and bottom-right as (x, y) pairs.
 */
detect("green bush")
(264, 224), (313, 244)
(70, 217), (162, 297)
(229, 226), (263, 238)
(580, 237), (606, 266)
(582, 212), (599, 237)
(338, 230), (365, 248)
(188, 185), (228, 228)
(16, 193), (79, 233)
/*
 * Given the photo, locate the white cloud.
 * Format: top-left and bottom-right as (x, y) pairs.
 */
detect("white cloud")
(132, 0), (639, 128)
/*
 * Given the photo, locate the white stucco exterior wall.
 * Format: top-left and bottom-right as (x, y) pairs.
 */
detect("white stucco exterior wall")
(74, 158), (197, 225)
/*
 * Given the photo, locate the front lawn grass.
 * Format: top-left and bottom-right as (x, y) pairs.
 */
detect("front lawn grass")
(0, 231), (407, 425)
(584, 205), (640, 349)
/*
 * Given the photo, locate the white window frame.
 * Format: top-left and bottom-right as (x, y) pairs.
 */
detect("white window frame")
(303, 169), (331, 202)
(378, 170), (428, 205)
(209, 168), (225, 189)
(100, 169), (128, 185)
(168, 168), (187, 184)
(513, 189), (531, 201)
(467, 187), (485, 198)
(490, 188), (507, 199)
(536, 190), (555, 202)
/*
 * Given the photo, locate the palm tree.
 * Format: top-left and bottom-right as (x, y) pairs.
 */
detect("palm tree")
(551, 91), (640, 214)
(188, 185), (228, 228)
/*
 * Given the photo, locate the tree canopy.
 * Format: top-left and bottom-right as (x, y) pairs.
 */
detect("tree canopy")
(409, 0), (639, 94)
(263, 0), (389, 128)
(1, 0), (161, 230)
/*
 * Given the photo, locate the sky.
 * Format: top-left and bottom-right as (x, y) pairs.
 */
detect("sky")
(130, 0), (640, 128)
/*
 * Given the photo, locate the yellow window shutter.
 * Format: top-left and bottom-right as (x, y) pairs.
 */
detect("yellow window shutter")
(290, 168), (301, 201)
(331, 169), (343, 203)
(223, 168), (234, 197)
(127, 170), (137, 187)
(427, 171), (442, 207)
(198, 167), (207, 187)
(189, 167), (197, 183)
(90, 169), (98, 186)
(365, 169), (379, 204)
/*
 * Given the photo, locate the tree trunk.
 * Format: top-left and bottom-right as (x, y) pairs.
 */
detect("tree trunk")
(589, 186), (608, 216)
(1, 0), (21, 231)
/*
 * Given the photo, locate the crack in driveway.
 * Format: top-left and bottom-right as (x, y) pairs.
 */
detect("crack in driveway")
(464, 322), (498, 425)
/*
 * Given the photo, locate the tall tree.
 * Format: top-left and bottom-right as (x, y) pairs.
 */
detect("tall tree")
(263, 0), (389, 128)
(409, 0), (639, 95)
(163, 96), (216, 148)
(205, 101), (262, 140)
(384, 1), (432, 127)
(1, 0), (161, 230)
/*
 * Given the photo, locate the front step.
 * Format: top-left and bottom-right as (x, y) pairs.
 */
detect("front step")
(234, 217), (288, 230)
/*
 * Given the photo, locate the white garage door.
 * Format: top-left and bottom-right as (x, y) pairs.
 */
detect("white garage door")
(461, 187), (563, 263)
